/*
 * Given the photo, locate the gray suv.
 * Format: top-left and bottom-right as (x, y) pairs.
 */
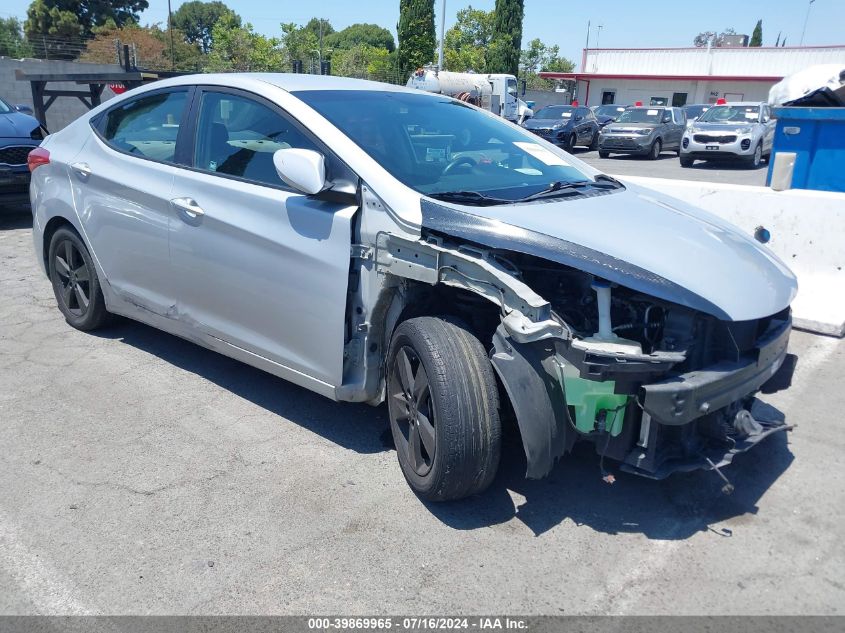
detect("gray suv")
(598, 106), (686, 159)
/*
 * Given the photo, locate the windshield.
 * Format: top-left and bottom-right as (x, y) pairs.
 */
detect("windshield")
(535, 106), (574, 119)
(698, 105), (760, 123)
(683, 105), (710, 119)
(594, 105), (626, 118)
(294, 90), (593, 201)
(0, 98), (12, 114)
(616, 108), (663, 124)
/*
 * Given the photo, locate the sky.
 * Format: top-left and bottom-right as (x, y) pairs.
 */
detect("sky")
(3, 0), (844, 66)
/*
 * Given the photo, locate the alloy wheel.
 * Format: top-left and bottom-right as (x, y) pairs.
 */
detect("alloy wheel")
(53, 239), (91, 317)
(388, 346), (436, 476)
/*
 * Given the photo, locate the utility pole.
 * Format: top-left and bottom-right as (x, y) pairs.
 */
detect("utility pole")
(583, 20), (590, 72)
(167, 0), (175, 69)
(438, 0), (447, 70)
(800, 0), (816, 46)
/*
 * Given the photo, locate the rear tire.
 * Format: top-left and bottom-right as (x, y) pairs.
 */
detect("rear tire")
(387, 317), (501, 501)
(48, 227), (110, 331)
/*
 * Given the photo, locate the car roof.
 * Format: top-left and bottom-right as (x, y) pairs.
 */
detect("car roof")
(153, 72), (418, 94)
(715, 102), (763, 107)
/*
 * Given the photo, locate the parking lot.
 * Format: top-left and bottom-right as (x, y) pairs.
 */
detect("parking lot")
(573, 148), (770, 186)
(1, 206), (843, 616)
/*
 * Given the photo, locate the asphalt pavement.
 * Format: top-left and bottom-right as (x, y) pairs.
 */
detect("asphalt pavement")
(573, 147), (769, 186)
(1, 208), (842, 616)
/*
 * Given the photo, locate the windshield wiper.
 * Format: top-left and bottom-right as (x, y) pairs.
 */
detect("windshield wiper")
(513, 178), (621, 203)
(428, 190), (512, 206)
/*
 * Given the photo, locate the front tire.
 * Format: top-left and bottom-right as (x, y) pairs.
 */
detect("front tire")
(747, 143), (763, 169)
(648, 139), (662, 160)
(598, 150), (610, 158)
(588, 130), (599, 150)
(387, 317), (501, 501)
(48, 227), (110, 331)
(680, 156), (694, 167)
(566, 133), (578, 152)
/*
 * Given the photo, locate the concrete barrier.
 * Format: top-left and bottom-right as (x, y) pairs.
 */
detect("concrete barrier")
(616, 176), (845, 337)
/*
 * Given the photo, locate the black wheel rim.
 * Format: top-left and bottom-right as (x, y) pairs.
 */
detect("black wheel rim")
(54, 239), (91, 317)
(388, 346), (435, 477)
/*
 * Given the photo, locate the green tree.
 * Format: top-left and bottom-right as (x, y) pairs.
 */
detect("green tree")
(304, 17), (333, 41)
(520, 38), (574, 89)
(0, 17), (34, 58)
(24, 0), (84, 58)
(489, 0), (524, 75)
(332, 44), (398, 81)
(280, 22), (318, 69)
(25, 0), (149, 38)
(749, 19), (763, 47)
(171, 1), (239, 54)
(206, 13), (284, 71)
(397, 0), (435, 72)
(442, 6), (494, 71)
(325, 23), (395, 52)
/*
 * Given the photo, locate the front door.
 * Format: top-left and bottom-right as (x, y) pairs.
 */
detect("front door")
(72, 87), (191, 314)
(168, 88), (356, 387)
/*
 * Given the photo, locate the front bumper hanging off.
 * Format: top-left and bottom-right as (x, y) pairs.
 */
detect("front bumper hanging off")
(490, 317), (794, 480)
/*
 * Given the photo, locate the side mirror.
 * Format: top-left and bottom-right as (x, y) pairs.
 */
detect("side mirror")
(14, 104), (34, 115)
(273, 148), (327, 195)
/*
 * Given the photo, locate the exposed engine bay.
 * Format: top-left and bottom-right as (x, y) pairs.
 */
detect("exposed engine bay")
(368, 225), (794, 485)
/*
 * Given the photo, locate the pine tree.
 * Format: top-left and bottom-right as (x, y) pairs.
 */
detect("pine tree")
(488, 0), (524, 75)
(749, 19), (763, 47)
(397, 0), (435, 72)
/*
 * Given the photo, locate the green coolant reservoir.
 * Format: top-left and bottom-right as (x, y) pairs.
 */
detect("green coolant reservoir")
(553, 359), (628, 436)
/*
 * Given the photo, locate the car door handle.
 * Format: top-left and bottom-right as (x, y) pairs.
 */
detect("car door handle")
(70, 162), (92, 178)
(170, 197), (205, 218)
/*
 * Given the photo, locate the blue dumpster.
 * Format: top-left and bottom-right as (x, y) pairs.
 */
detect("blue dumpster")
(767, 107), (845, 193)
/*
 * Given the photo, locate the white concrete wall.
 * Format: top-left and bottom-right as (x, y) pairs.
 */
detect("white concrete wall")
(578, 78), (773, 107)
(584, 46), (845, 77)
(617, 176), (845, 337)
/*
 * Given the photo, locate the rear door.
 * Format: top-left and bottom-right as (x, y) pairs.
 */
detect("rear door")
(167, 87), (357, 387)
(72, 87), (191, 313)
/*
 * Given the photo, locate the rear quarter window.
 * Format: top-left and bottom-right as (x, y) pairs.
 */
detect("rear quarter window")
(99, 90), (189, 163)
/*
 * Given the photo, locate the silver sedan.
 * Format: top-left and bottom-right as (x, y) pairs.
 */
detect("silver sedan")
(29, 74), (796, 501)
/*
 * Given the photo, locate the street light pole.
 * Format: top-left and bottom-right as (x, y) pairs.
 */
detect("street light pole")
(438, 0), (446, 69)
(167, 0), (175, 70)
(800, 0), (816, 46)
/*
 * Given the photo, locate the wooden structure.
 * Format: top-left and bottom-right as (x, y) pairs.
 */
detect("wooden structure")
(14, 70), (161, 127)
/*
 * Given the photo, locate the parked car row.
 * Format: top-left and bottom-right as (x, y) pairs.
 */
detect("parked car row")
(522, 101), (774, 168)
(0, 96), (46, 209)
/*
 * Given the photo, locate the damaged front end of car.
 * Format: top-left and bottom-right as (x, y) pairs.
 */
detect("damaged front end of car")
(356, 188), (797, 484)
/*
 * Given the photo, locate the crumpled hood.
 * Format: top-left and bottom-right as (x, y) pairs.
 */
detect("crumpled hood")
(0, 112), (39, 138)
(420, 183), (796, 322)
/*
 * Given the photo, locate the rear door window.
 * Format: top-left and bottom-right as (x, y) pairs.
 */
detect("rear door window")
(100, 90), (189, 163)
(192, 90), (320, 188)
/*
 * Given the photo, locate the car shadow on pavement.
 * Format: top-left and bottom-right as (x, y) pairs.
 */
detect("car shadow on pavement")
(94, 318), (794, 540)
(426, 419), (794, 539)
(93, 319), (390, 455)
